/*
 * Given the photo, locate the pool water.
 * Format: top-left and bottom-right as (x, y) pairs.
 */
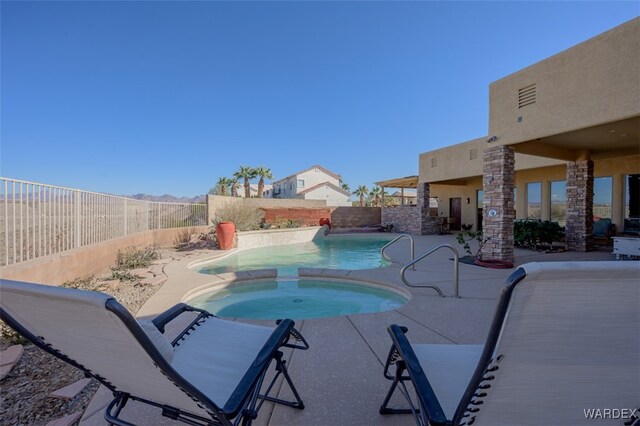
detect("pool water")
(196, 235), (393, 276)
(188, 278), (407, 320)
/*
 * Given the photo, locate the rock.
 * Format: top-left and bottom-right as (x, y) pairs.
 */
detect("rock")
(50, 378), (92, 400)
(0, 344), (24, 380)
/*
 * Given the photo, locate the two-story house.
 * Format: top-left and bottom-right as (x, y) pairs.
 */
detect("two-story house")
(266, 165), (351, 206)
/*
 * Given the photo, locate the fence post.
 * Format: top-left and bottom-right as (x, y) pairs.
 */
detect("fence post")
(75, 189), (81, 248)
(123, 198), (128, 236)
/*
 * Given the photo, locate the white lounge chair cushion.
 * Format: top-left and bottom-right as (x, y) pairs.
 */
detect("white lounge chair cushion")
(138, 320), (174, 363)
(412, 344), (483, 419)
(172, 317), (276, 408)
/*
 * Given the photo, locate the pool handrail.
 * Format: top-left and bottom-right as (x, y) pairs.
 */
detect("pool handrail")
(381, 234), (415, 270)
(400, 244), (460, 297)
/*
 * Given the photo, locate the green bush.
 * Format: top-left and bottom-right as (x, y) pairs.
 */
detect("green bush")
(514, 220), (563, 249)
(211, 203), (264, 232)
(271, 218), (303, 229)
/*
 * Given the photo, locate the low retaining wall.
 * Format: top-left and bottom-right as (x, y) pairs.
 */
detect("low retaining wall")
(382, 206), (420, 234)
(0, 226), (208, 286)
(237, 226), (325, 250)
(331, 207), (381, 228)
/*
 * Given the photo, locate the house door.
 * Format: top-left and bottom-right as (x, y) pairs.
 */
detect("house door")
(449, 198), (462, 231)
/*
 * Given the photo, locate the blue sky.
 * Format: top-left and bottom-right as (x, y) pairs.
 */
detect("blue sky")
(1, 1), (638, 197)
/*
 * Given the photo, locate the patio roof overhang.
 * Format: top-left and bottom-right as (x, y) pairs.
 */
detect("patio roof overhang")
(375, 175), (418, 189)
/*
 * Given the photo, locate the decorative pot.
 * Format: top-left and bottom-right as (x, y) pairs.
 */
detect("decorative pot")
(216, 221), (235, 250)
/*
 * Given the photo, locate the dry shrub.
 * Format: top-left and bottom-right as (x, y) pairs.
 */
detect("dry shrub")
(211, 204), (264, 232)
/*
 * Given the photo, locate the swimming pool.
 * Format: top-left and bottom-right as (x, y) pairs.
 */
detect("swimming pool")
(195, 235), (394, 276)
(187, 278), (407, 320)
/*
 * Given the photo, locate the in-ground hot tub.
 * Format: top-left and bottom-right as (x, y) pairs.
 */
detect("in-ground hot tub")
(187, 278), (408, 320)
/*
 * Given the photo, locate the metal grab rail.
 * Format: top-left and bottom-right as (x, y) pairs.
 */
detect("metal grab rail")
(381, 234), (415, 270)
(400, 244), (460, 297)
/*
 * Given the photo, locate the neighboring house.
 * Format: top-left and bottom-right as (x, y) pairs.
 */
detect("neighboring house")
(388, 190), (417, 206)
(380, 18), (639, 262)
(268, 165), (351, 206)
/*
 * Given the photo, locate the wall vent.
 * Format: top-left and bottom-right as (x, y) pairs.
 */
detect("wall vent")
(469, 148), (478, 160)
(431, 158), (437, 168)
(518, 84), (536, 108)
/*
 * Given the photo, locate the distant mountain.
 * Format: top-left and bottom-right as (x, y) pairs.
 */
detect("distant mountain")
(126, 193), (206, 203)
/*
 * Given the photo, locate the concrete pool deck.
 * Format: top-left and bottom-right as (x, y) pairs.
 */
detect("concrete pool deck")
(80, 233), (616, 426)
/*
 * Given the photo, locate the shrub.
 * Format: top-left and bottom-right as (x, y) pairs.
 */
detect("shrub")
(211, 203), (264, 231)
(114, 246), (160, 269)
(109, 246), (160, 280)
(514, 220), (563, 249)
(271, 218), (303, 229)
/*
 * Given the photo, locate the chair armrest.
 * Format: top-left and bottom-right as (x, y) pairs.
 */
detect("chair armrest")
(152, 303), (210, 333)
(386, 324), (448, 426)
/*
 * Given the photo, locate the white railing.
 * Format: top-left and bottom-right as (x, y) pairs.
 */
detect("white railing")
(0, 177), (207, 267)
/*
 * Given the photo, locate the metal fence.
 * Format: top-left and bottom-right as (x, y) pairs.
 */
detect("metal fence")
(0, 178), (207, 267)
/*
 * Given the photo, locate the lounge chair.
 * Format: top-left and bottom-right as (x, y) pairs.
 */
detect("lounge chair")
(379, 261), (640, 426)
(0, 279), (309, 426)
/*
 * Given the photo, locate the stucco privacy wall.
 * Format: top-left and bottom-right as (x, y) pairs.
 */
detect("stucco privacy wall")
(331, 207), (381, 228)
(0, 226), (209, 286)
(207, 195), (326, 223)
(489, 17), (640, 147)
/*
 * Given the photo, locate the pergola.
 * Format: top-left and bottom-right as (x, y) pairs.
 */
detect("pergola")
(375, 176), (418, 206)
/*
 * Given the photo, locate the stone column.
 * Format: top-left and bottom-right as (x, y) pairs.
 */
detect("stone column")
(565, 160), (594, 252)
(418, 182), (441, 234)
(481, 146), (515, 262)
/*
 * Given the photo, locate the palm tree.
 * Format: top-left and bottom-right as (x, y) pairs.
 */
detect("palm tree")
(353, 185), (369, 207)
(212, 177), (231, 196)
(254, 166), (273, 198)
(341, 182), (351, 193)
(229, 177), (241, 197)
(234, 166), (257, 198)
(369, 186), (381, 207)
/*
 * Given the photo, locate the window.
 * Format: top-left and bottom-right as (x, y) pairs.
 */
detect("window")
(298, 179), (305, 187)
(624, 174), (640, 219)
(477, 190), (484, 231)
(431, 158), (437, 168)
(550, 181), (566, 226)
(290, 182), (293, 190)
(526, 182), (541, 219)
(594, 177), (613, 219)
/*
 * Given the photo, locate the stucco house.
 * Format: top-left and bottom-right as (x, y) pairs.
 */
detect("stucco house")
(382, 18), (639, 262)
(266, 165), (351, 206)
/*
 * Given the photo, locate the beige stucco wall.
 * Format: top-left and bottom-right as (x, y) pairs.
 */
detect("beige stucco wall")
(0, 226), (208, 286)
(489, 17), (640, 146)
(429, 177), (484, 230)
(429, 154), (639, 231)
(419, 137), (564, 183)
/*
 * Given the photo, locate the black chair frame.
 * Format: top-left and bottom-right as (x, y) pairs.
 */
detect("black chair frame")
(0, 300), (309, 426)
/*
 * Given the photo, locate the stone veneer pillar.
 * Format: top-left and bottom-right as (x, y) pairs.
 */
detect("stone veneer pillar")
(481, 145), (515, 262)
(565, 160), (594, 252)
(418, 182), (442, 235)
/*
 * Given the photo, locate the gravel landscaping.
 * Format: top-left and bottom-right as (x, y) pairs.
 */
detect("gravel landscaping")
(0, 247), (187, 426)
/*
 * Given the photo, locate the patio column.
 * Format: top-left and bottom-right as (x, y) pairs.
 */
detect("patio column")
(481, 145), (515, 262)
(565, 159), (594, 252)
(419, 183), (439, 234)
